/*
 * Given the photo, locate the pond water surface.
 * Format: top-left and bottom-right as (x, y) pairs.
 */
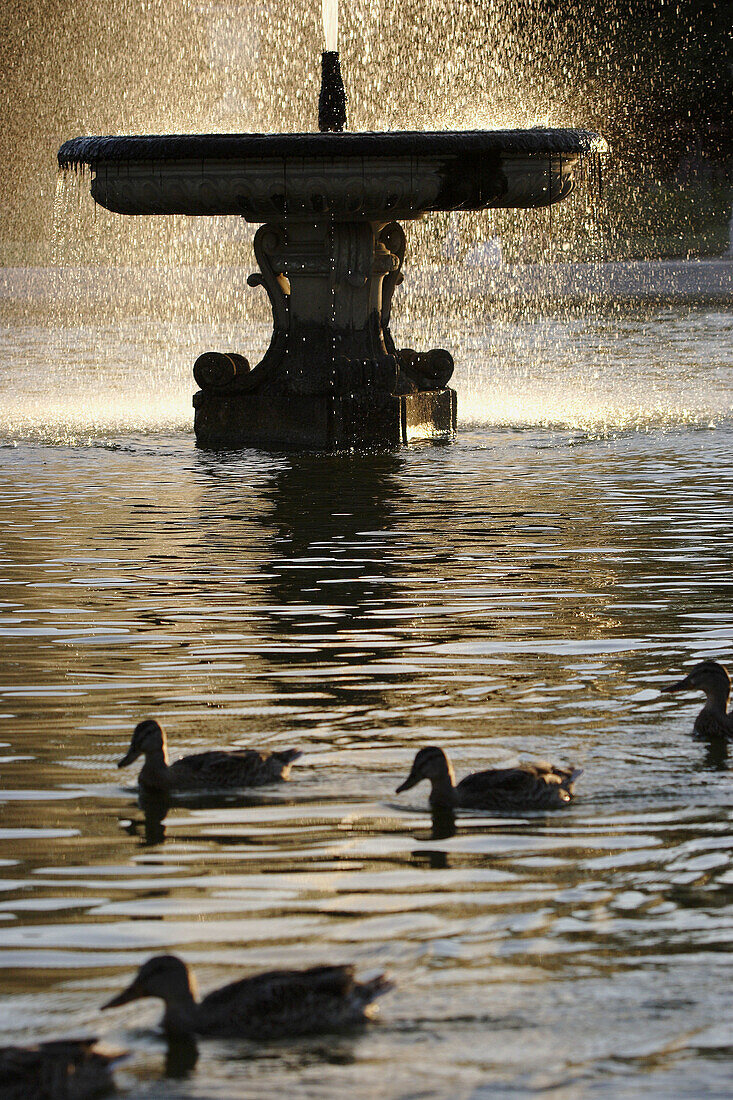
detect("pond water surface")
(0, 282), (732, 1098)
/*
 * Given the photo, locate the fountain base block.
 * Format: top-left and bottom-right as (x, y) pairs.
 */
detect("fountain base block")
(193, 387), (457, 450)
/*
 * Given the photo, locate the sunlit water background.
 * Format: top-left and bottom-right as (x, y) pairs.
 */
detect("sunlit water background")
(0, 266), (732, 1098)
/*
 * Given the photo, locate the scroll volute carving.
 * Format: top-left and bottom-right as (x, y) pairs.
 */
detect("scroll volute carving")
(379, 222), (406, 355)
(248, 224), (290, 333)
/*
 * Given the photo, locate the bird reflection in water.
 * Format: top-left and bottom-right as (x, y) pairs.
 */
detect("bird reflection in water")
(429, 806), (457, 841)
(120, 790), (171, 846)
(408, 807), (457, 869)
(120, 791), (291, 847)
(227, 1036), (359, 1070)
(161, 1032), (359, 1079)
(164, 1034), (199, 1078)
(701, 735), (729, 771)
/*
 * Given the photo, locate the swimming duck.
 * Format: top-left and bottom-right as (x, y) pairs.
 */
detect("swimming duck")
(0, 1038), (121, 1100)
(662, 660), (733, 739)
(102, 955), (392, 1039)
(396, 746), (582, 811)
(118, 719), (301, 791)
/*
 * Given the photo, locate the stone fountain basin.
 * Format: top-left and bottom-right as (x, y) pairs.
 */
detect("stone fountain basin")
(56, 126), (607, 450)
(58, 129), (606, 220)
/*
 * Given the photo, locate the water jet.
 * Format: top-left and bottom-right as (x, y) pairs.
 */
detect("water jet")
(57, 5), (606, 451)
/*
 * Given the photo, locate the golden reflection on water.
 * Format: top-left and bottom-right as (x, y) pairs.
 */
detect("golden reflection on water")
(0, 410), (732, 1096)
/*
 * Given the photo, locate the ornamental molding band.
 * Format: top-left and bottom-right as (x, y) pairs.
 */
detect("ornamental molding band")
(90, 156), (447, 220)
(83, 151), (580, 219)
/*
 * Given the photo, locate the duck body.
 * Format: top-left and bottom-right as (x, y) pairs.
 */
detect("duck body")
(0, 1038), (120, 1100)
(454, 760), (581, 811)
(662, 660), (733, 739)
(397, 746), (581, 811)
(118, 720), (301, 792)
(102, 955), (392, 1040)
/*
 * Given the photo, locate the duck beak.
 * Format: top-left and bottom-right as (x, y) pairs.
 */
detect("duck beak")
(396, 771), (419, 794)
(102, 978), (144, 1010)
(117, 747), (141, 768)
(661, 675), (693, 694)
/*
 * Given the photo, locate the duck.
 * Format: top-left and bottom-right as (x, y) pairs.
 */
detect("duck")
(102, 955), (393, 1039)
(661, 660), (733, 739)
(117, 719), (302, 792)
(396, 745), (582, 811)
(0, 1038), (122, 1100)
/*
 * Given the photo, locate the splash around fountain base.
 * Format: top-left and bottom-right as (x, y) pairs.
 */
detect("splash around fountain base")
(193, 388), (456, 450)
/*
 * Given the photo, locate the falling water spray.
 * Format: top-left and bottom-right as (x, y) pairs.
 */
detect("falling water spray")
(319, 0), (347, 132)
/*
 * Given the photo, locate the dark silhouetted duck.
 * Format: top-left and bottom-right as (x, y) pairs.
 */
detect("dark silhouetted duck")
(396, 745), (581, 811)
(662, 660), (733, 739)
(102, 954), (392, 1039)
(0, 1038), (122, 1099)
(118, 719), (301, 791)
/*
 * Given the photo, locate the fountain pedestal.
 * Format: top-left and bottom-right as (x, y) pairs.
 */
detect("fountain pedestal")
(58, 128), (605, 450)
(193, 217), (456, 448)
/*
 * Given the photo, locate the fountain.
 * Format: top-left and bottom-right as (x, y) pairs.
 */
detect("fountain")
(57, 5), (605, 451)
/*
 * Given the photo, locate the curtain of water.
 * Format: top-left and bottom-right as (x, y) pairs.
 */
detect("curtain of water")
(8, 168), (272, 440)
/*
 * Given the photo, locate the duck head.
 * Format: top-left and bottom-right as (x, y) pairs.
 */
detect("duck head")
(102, 954), (197, 1010)
(662, 660), (731, 712)
(396, 746), (455, 793)
(118, 719), (166, 768)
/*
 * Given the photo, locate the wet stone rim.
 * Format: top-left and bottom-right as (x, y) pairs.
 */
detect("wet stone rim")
(58, 128), (607, 169)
